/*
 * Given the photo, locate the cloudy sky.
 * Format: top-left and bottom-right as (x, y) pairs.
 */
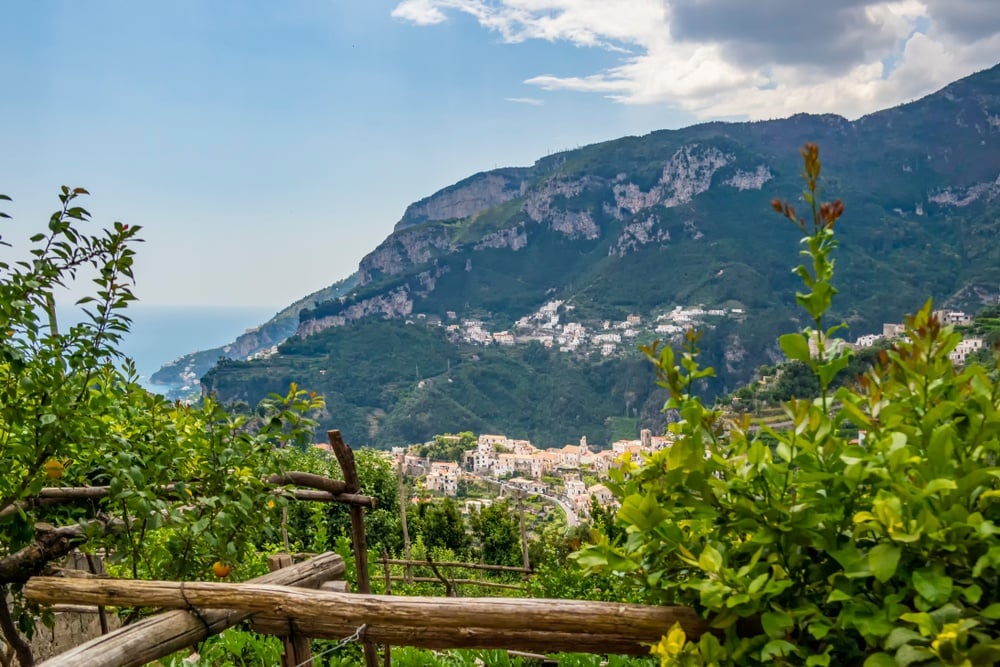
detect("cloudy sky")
(2, 1), (998, 309)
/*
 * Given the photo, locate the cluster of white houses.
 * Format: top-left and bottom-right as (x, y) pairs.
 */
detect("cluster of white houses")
(395, 430), (675, 518)
(853, 310), (986, 364)
(441, 300), (744, 357)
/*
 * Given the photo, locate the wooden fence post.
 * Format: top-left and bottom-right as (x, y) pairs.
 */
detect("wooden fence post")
(328, 430), (378, 667)
(268, 554), (313, 667)
(517, 492), (530, 572)
(396, 462), (412, 584)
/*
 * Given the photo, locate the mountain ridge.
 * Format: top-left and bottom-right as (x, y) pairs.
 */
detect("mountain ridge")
(174, 64), (999, 447)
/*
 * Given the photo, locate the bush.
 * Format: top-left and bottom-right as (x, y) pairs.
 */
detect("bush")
(576, 145), (1000, 666)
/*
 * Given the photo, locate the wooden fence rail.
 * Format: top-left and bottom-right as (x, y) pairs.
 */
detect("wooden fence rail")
(381, 559), (532, 574)
(28, 553), (344, 667)
(24, 577), (709, 657)
(385, 576), (524, 591)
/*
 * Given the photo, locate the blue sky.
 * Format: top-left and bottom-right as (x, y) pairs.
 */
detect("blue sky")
(2, 1), (997, 308)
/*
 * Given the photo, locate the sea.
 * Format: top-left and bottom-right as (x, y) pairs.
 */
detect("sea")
(61, 304), (279, 394)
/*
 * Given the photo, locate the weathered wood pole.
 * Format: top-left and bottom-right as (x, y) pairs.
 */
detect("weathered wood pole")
(396, 461), (412, 584)
(517, 491), (530, 572)
(268, 554), (313, 667)
(327, 430), (378, 667)
(29, 552), (344, 667)
(25, 579), (710, 656)
(381, 559), (531, 574)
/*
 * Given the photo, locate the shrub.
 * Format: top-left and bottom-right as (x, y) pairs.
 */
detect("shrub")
(576, 145), (1000, 666)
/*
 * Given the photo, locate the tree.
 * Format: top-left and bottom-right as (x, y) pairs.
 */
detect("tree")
(415, 497), (469, 556)
(0, 189), (322, 664)
(470, 500), (521, 567)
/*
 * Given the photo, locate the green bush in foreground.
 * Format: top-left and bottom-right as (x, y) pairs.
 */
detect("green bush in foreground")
(577, 144), (1000, 666)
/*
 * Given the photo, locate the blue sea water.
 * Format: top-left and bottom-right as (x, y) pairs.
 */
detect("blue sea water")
(62, 304), (279, 392)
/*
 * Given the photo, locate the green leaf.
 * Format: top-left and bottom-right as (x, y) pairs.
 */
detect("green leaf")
(868, 543), (901, 583)
(816, 353), (850, 389)
(912, 567), (952, 606)
(760, 639), (797, 661)
(863, 653), (896, 667)
(981, 603), (1000, 620)
(779, 332), (812, 364)
(761, 611), (794, 639)
(807, 653), (831, 667)
(895, 644), (935, 667)
(617, 492), (668, 531)
(699, 544), (723, 573)
(923, 478), (957, 495)
(886, 627), (924, 650)
(962, 584), (983, 604)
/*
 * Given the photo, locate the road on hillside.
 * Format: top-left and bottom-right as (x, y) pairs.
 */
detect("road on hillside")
(537, 492), (580, 529)
(472, 474), (581, 529)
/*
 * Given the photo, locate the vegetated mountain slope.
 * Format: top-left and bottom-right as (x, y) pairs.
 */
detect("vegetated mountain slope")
(151, 274), (359, 392)
(204, 64), (1000, 447)
(202, 319), (666, 448)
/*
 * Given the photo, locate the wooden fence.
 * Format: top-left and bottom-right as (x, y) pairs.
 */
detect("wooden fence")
(25, 570), (709, 661)
(11, 430), (708, 667)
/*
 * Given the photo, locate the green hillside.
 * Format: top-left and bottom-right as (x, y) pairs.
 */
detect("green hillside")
(202, 318), (667, 448)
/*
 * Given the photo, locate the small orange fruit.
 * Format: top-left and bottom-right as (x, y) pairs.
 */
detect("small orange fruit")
(212, 561), (231, 578)
(43, 460), (64, 480)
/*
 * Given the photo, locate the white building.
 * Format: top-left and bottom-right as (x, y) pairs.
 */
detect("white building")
(950, 337), (986, 365)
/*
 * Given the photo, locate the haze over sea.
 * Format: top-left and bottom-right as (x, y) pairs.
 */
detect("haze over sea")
(68, 305), (277, 394)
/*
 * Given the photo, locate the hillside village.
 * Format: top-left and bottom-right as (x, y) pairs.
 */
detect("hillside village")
(385, 307), (992, 524)
(441, 300), (745, 356)
(390, 429), (674, 525)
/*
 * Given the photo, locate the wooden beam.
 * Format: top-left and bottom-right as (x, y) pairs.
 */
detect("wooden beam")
(327, 430), (378, 667)
(268, 554), (313, 667)
(29, 552), (344, 667)
(382, 559), (531, 574)
(288, 489), (375, 508)
(250, 620), (663, 655)
(24, 578), (709, 656)
(386, 576), (523, 591)
(267, 472), (347, 496)
(0, 481), (374, 523)
(0, 524), (87, 585)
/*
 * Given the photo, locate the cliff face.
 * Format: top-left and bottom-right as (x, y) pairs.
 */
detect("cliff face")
(394, 168), (535, 231)
(297, 286), (415, 337)
(359, 226), (453, 285)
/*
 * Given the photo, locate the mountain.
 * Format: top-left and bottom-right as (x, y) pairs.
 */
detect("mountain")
(150, 274), (359, 392)
(199, 64), (1000, 448)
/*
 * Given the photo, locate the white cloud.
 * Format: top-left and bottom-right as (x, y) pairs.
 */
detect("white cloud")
(505, 97), (545, 106)
(390, 0), (448, 25)
(393, 0), (1000, 120)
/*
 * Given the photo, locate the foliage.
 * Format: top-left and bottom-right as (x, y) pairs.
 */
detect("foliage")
(417, 432), (476, 462)
(159, 630), (283, 667)
(575, 145), (1000, 666)
(468, 500), (523, 567)
(410, 497), (470, 556)
(0, 189), (322, 658)
(389, 647), (656, 666)
(280, 446), (402, 555)
(204, 318), (666, 448)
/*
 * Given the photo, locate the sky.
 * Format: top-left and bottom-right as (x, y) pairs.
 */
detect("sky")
(1, 1), (998, 309)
